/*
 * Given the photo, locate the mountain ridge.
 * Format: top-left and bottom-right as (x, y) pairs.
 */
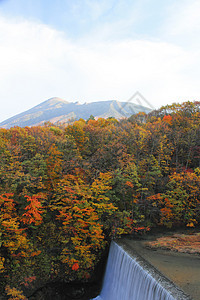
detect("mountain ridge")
(0, 97), (152, 128)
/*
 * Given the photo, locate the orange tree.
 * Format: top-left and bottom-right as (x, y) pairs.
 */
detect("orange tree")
(46, 170), (132, 280)
(0, 193), (45, 294)
(146, 169), (200, 228)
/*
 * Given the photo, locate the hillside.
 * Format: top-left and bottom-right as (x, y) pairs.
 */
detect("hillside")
(0, 97), (151, 128)
(0, 101), (199, 299)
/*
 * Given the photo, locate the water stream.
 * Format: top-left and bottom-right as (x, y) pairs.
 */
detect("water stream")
(92, 241), (191, 300)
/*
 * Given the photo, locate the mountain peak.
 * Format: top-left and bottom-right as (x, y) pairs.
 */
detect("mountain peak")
(0, 98), (152, 128)
(36, 97), (69, 107)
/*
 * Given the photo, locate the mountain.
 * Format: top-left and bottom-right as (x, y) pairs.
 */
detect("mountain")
(0, 97), (152, 128)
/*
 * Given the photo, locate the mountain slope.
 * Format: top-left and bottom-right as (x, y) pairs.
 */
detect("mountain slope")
(0, 97), (152, 128)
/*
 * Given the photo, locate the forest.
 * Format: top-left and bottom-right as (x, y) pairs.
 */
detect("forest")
(0, 101), (200, 299)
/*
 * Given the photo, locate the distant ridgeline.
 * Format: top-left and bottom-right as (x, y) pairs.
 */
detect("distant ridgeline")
(0, 97), (151, 128)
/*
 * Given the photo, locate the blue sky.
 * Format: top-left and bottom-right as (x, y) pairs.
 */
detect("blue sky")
(0, 0), (163, 34)
(0, 0), (177, 42)
(0, 0), (200, 122)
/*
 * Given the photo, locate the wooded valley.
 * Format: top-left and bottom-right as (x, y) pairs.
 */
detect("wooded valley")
(0, 101), (199, 298)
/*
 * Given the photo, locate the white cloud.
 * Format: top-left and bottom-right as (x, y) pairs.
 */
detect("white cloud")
(84, 0), (115, 20)
(162, 0), (200, 53)
(167, 0), (200, 35)
(0, 14), (200, 122)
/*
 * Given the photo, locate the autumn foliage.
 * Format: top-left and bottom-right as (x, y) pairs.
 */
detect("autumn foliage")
(0, 101), (199, 296)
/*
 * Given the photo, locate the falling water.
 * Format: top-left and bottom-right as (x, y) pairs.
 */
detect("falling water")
(92, 241), (191, 300)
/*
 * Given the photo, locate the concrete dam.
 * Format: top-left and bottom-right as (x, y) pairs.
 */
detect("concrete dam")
(92, 240), (191, 300)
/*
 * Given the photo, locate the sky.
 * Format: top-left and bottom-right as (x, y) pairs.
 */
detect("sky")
(0, 0), (200, 122)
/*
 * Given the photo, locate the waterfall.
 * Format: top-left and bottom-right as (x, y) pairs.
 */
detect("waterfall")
(92, 241), (191, 300)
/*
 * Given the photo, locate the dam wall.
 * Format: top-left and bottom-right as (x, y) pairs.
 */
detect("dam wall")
(92, 241), (191, 300)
